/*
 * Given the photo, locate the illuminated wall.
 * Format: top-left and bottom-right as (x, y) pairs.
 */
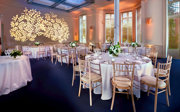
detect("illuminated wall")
(0, 0), (73, 50)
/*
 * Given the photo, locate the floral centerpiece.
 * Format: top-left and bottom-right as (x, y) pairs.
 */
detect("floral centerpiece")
(69, 41), (77, 48)
(34, 41), (40, 46)
(10, 49), (23, 58)
(131, 42), (139, 47)
(108, 42), (121, 57)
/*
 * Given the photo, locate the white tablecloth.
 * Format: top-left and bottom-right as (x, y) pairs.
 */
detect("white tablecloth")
(85, 53), (154, 100)
(22, 46), (52, 58)
(0, 55), (32, 95)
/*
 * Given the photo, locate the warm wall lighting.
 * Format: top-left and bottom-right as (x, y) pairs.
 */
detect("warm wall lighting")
(43, 12), (69, 43)
(146, 17), (152, 24)
(89, 26), (93, 41)
(10, 8), (69, 43)
(74, 32), (78, 41)
(10, 8), (44, 42)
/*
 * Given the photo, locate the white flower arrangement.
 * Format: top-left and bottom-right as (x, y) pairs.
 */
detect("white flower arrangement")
(69, 41), (77, 48)
(131, 42), (140, 47)
(108, 42), (121, 57)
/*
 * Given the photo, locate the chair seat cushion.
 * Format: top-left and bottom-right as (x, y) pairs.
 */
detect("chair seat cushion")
(154, 68), (168, 77)
(112, 76), (131, 88)
(81, 72), (101, 83)
(141, 75), (166, 89)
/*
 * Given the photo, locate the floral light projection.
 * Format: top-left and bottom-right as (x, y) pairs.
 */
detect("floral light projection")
(10, 8), (69, 43)
(43, 13), (69, 43)
(10, 8), (45, 42)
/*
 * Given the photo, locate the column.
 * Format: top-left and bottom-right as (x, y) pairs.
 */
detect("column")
(114, 0), (119, 44)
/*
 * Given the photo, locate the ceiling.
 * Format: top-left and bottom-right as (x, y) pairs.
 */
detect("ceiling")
(27, 0), (141, 13)
(27, 0), (95, 12)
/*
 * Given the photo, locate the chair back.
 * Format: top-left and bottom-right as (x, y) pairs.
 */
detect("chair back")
(77, 48), (86, 59)
(68, 47), (76, 57)
(86, 59), (101, 83)
(112, 62), (135, 87)
(149, 51), (158, 68)
(71, 50), (77, 66)
(155, 62), (172, 87)
(78, 58), (86, 77)
(88, 59), (101, 75)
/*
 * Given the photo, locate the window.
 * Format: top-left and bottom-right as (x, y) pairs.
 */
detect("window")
(105, 14), (114, 43)
(168, 1), (180, 59)
(121, 12), (133, 43)
(79, 15), (87, 43)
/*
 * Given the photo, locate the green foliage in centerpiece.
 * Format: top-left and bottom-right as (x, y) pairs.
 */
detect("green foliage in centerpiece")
(69, 41), (77, 48)
(34, 41), (40, 46)
(108, 42), (121, 57)
(131, 42), (140, 47)
(10, 50), (23, 58)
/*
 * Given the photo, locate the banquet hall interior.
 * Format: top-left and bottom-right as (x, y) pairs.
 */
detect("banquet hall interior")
(0, 0), (180, 112)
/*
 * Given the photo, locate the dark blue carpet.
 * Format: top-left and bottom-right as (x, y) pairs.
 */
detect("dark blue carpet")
(0, 58), (180, 112)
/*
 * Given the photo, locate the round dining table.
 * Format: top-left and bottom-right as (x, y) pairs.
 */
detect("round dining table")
(0, 55), (32, 96)
(85, 52), (154, 100)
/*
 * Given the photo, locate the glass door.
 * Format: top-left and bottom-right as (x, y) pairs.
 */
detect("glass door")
(168, 0), (180, 59)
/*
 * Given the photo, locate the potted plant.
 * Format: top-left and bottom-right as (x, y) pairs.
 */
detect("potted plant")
(108, 42), (121, 57)
(10, 49), (23, 58)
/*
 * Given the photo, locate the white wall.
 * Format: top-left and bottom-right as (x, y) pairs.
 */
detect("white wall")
(141, 0), (166, 57)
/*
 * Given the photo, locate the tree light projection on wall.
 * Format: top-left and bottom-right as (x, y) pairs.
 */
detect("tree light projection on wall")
(43, 13), (69, 43)
(10, 8), (45, 42)
(10, 8), (69, 43)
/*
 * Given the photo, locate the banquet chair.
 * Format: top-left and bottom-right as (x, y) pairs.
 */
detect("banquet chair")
(56, 47), (68, 66)
(37, 46), (46, 60)
(77, 48), (86, 60)
(67, 47), (76, 66)
(78, 58), (102, 106)
(154, 55), (172, 96)
(149, 51), (158, 68)
(71, 57), (85, 86)
(47, 46), (57, 64)
(141, 62), (171, 112)
(110, 62), (136, 112)
(22, 47), (32, 58)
